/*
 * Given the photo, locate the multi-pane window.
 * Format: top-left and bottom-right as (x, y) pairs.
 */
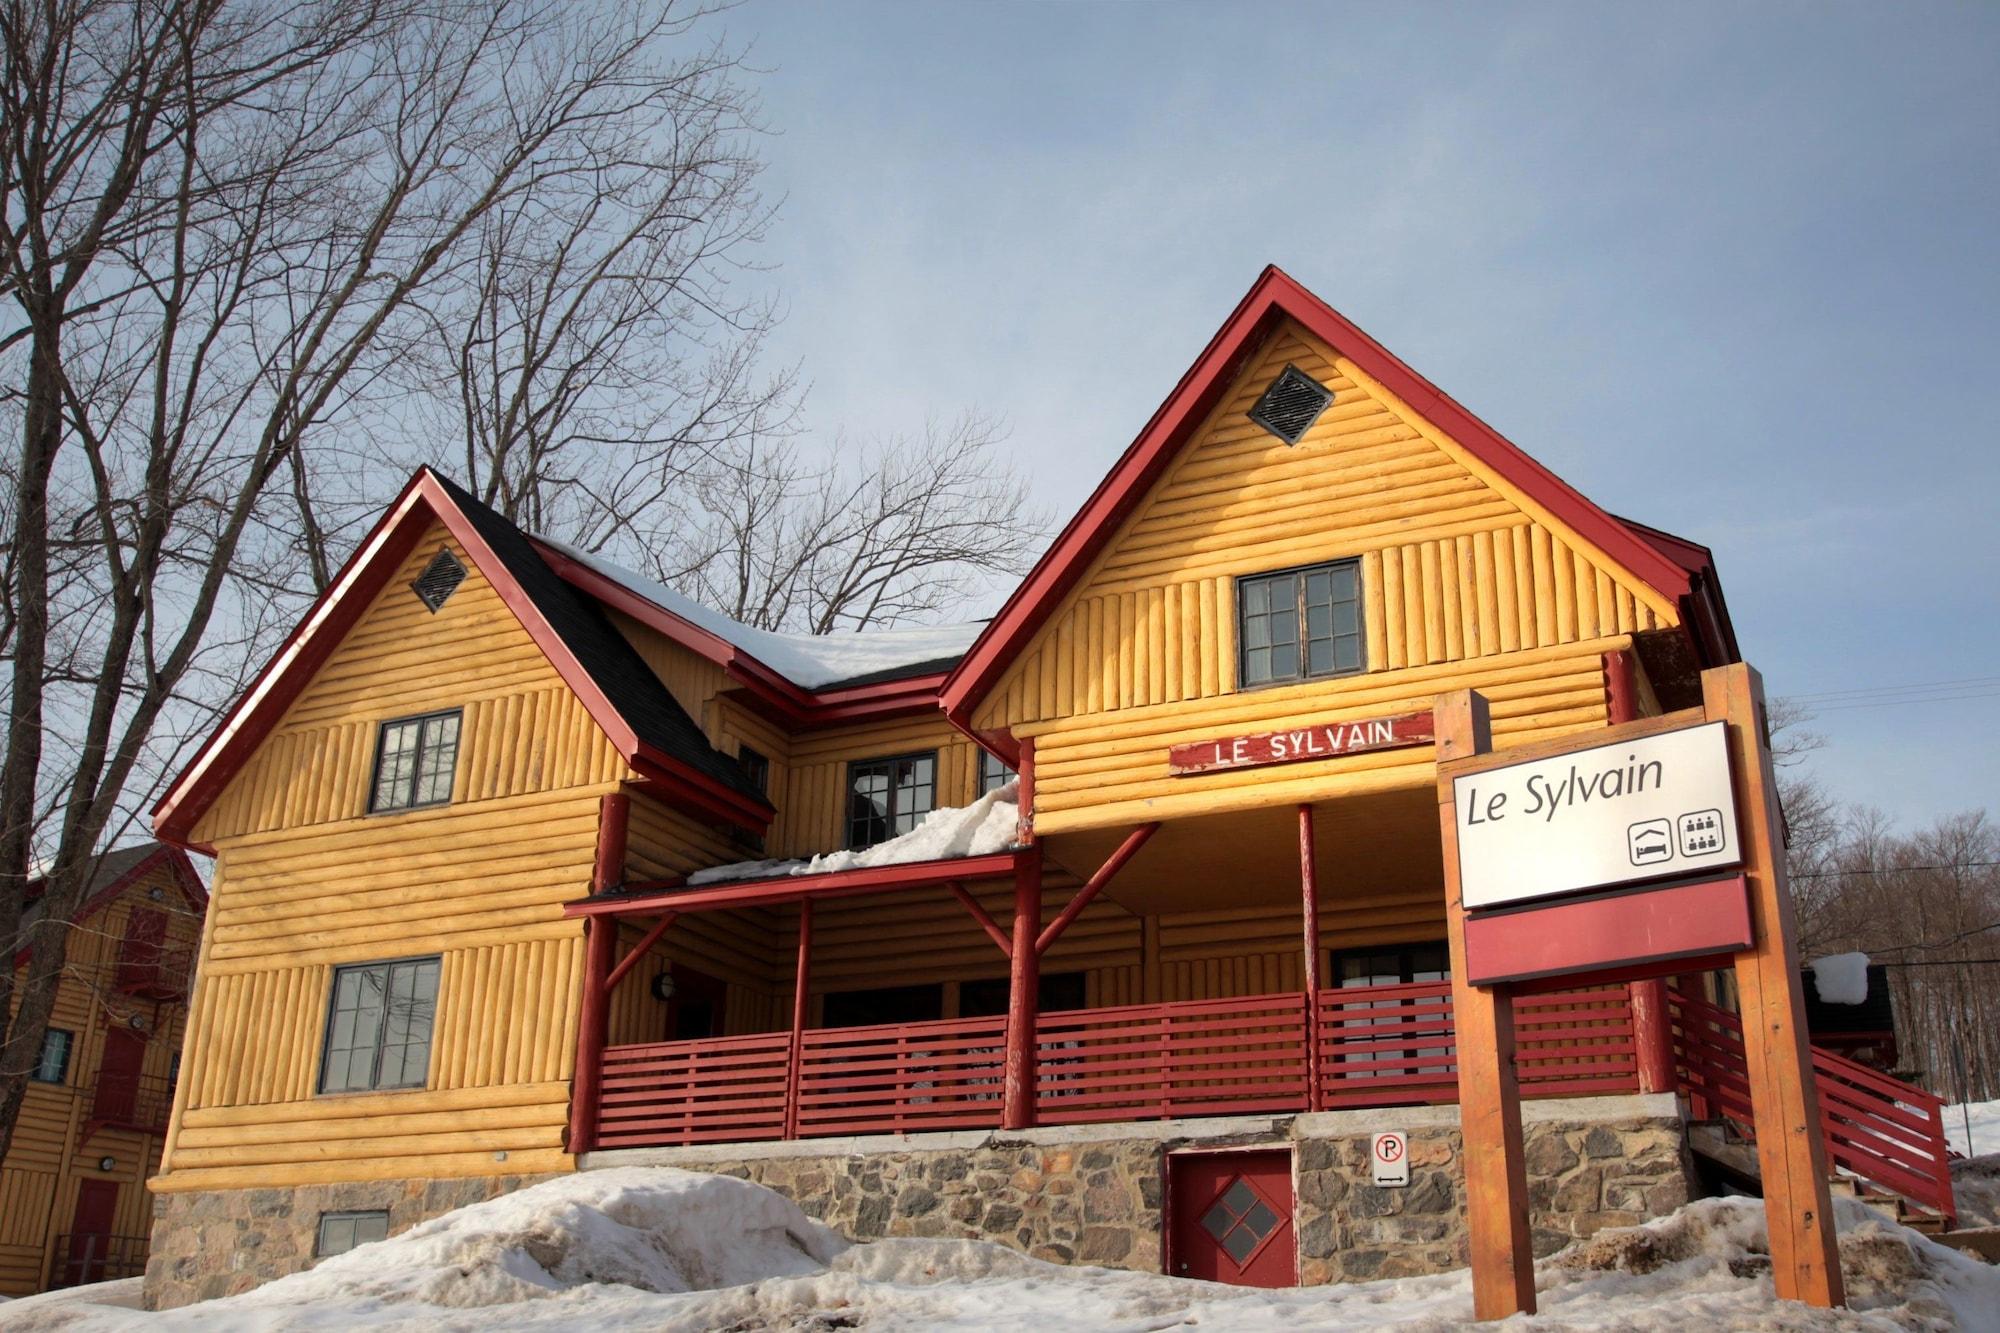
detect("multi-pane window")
(977, 750), (1016, 796)
(1237, 560), (1364, 688)
(316, 1209), (390, 1257)
(31, 1028), (73, 1084)
(737, 745), (770, 794)
(318, 957), (441, 1093)
(845, 752), (937, 849)
(369, 710), (461, 813)
(1331, 942), (1452, 1082)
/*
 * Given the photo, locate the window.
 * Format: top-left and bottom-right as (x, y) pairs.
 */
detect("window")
(737, 745), (770, 794)
(1237, 560), (1363, 688)
(316, 1209), (390, 1257)
(32, 1029), (73, 1084)
(977, 750), (1016, 796)
(1330, 941), (1452, 1083)
(318, 957), (441, 1093)
(845, 752), (936, 849)
(369, 710), (461, 813)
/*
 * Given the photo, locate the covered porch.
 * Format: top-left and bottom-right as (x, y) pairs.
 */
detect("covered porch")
(563, 786), (1675, 1153)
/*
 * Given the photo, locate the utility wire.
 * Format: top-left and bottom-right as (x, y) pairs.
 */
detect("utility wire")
(1792, 860), (2000, 880)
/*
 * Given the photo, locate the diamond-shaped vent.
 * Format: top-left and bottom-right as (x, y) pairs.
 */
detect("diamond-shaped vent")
(1198, 1175), (1284, 1268)
(411, 548), (466, 613)
(1247, 364), (1333, 445)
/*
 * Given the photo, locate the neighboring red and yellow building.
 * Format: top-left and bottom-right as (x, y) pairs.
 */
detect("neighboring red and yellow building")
(3, 843), (204, 1295)
(136, 268), (1949, 1305)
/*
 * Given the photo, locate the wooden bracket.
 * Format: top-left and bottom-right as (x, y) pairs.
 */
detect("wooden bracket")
(605, 912), (678, 994)
(947, 881), (1012, 958)
(1035, 822), (1159, 957)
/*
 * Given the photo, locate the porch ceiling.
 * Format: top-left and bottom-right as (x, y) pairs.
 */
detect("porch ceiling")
(1040, 784), (1444, 917)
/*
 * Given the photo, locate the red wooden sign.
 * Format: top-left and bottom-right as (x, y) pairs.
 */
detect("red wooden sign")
(1168, 710), (1434, 776)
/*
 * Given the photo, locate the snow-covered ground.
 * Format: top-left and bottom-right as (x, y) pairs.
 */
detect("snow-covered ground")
(1947, 1098), (2000, 1159)
(4, 1168), (1996, 1332)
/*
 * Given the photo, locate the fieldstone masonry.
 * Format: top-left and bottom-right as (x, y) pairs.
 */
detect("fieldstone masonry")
(143, 1094), (1691, 1309)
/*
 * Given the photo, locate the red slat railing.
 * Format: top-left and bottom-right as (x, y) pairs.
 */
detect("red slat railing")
(594, 984), (1644, 1148)
(1669, 986), (1956, 1227)
(1316, 981), (1639, 1105)
(1034, 993), (1310, 1123)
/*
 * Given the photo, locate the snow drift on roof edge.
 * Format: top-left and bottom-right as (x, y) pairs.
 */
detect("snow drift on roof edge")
(539, 539), (985, 691)
(688, 781), (1019, 885)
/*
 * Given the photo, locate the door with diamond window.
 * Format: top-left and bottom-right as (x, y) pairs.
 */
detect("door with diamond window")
(1167, 1149), (1296, 1287)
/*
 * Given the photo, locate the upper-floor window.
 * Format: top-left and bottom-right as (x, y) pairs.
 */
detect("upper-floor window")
(318, 956), (440, 1093)
(977, 750), (1016, 796)
(369, 710), (461, 813)
(846, 752), (936, 849)
(32, 1028), (73, 1084)
(1237, 560), (1364, 688)
(737, 745), (770, 794)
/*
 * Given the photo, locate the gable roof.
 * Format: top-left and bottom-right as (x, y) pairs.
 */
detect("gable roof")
(153, 469), (772, 850)
(940, 265), (1739, 733)
(16, 842), (207, 967)
(533, 539), (978, 728)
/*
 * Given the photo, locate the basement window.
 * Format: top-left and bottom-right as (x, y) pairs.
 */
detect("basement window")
(411, 548), (466, 612)
(318, 956), (441, 1093)
(370, 709), (462, 813)
(316, 1209), (390, 1257)
(1237, 560), (1364, 687)
(845, 751), (937, 849)
(1247, 364), (1333, 445)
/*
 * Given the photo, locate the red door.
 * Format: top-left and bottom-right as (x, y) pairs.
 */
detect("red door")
(92, 1028), (145, 1126)
(1167, 1150), (1296, 1287)
(61, 1179), (120, 1287)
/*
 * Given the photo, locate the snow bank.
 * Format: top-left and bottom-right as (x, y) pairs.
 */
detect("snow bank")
(688, 781), (1019, 885)
(1809, 951), (1871, 1005)
(540, 540), (983, 690)
(15, 1168), (2000, 1332)
(1948, 1096), (2000, 1158)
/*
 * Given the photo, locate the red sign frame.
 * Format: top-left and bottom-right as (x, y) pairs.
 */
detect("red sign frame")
(1168, 710), (1434, 777)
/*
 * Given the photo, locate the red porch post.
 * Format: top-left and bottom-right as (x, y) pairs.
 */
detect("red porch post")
(784, 899), (814, 1140)
(1604, 648), (1674, 1089)
(568, 793), (629, 1156)
(1003, 842), (1043, 1130)
(1299, 804), (1324, 1112)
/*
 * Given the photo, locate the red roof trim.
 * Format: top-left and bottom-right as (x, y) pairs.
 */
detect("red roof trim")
(14, 845), (206, 969)
(940, 265), (1708, 725)
(564, 850), (1022, 917)
(536, 538), (951, 730)
(153, 469), (769, 845)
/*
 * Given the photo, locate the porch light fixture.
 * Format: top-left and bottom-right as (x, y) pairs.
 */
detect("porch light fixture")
(98, 1156), (115, 1172)
(649, 972), (677, 1003)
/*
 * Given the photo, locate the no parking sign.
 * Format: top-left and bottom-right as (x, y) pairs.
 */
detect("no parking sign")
(1371, 1131), (1409, 1187)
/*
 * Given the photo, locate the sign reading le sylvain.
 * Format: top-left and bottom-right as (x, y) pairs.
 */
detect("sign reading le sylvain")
(1169, 710), (1434, 777)
(1453, 720), (1741, 910)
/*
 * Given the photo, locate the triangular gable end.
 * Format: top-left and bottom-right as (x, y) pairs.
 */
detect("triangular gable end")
(941, 266), (1735, 740)
(153, 469), (770, 850)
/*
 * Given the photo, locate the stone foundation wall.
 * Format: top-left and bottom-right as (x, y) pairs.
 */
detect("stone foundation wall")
(145, 1173), (556, 1310)
(142, 1094), (1691, 1309)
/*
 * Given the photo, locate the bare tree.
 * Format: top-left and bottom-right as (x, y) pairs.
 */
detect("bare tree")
(670, 411), (1046, 633)
(0, 0), (772, 1163)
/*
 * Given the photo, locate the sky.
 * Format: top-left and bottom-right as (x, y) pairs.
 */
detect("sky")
(723, 1), (2000, 829)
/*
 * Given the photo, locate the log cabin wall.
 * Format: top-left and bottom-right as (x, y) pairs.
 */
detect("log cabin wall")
(971, 319), (1677, 835)
(160, 525), (635, 1194)
(1, 859), (202, 1296)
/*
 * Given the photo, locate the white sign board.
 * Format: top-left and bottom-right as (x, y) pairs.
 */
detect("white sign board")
(1453, 721), (1740, 911)
(1371, 1132), (1409, 1187)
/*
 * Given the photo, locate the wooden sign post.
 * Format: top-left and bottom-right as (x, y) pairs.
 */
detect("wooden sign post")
(1435, 662), (1843, 1319)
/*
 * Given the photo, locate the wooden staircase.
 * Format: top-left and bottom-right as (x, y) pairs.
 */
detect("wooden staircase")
(1671, 988), (1958, 1232)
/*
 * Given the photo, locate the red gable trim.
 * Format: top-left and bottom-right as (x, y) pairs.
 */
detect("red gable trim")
(940, 266), (1712, 729)
(14, 845), (207, 969)
(536, 539), (948, 730)
(153, 469), (769, 847)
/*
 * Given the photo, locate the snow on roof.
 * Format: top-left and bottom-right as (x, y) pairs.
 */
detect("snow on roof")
(688, 782), (1019, 885)
(539, 539), (984, 691)
(1809, 951), (1872, 1006)
(26, 1167), (2000, 1329)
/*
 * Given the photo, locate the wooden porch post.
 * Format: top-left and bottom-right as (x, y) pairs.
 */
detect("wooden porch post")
(1436, 690), (1536, 1319)
(1003, 842), (1043, 1130)
(1705, 663), (1844, 1307)
(1298, 804), (1324, 1113)
(1604, 649), (1676, 1092)
(784, 899), (814, 1140)
(568, 792), (629, 1156)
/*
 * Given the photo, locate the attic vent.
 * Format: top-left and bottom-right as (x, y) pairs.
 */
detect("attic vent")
(1247, 364), (1333, 445)
(411, 548), (466, 612)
